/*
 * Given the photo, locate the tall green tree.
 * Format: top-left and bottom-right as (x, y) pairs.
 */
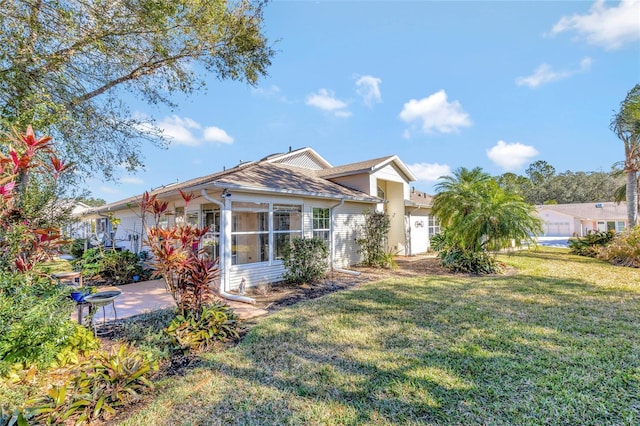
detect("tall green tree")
(0, 0), (274, 179)
(611, 84), (640, 227)
(433, 167), (542, 253)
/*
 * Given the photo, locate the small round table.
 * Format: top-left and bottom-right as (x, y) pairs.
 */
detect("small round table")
(84, 290), (121, 335)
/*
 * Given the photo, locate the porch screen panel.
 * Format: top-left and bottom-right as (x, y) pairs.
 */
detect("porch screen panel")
(203, 205), (220, 260)
(273, 204), (302, 260)
(231, 202), (269, 265)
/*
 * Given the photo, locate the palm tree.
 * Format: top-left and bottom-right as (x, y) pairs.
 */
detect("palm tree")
(611, 84), (640, 228)
(432, 167), (542, 253)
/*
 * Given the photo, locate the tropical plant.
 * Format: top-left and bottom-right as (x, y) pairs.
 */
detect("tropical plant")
(166, 303), (241, 354)
(611, 84), (640, 227)
(283, 237), (329, 284)
(0, 126), (71, 273)
(431, 167), (542, 273)
(142, 191), (223, 319)
(357, 210), (392, 267)
(598, 226), (640, 267)
(568, 230), (616, 258)
(26, 345), (156, 424)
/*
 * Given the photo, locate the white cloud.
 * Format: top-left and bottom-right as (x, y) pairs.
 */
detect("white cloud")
(306, 89), (350, 117)
(516, 57), (592, 88)
(399, 90), (472, 134)
(157, 115), (234, 146)
(251, 85), (291, 103)
(549, 0), (640, 50)
(100, 186), (121, 195)
(408, 163), (453, 182)
(355, 75), (382, 107)
(119, 176), (144, 185)
(487, 140), (539, 171)
(158, 115), (201, 146)
(203, 126), (234, 144)
(334, 110), (353, 118)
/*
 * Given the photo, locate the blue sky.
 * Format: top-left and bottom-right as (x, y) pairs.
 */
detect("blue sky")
(85, 0), (640, 203)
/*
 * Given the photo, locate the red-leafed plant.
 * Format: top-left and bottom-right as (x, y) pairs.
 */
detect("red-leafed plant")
(0, 126), (71, 274)
(141, 190), (218, 318)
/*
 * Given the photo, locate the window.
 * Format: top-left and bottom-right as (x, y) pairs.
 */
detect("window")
(273, 204), (302, 260)
(428, 216), (440, 238)
(313, 207), (330, 246)
(231, 202), (269, 265)
(617, 221), (626, 232)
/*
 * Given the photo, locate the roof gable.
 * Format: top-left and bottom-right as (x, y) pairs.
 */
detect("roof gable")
(263, 147), (332, 170)
(318, 155), (416, 182)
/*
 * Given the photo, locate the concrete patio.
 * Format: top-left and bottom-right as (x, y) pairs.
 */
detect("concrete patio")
(80, 279), (269, 324)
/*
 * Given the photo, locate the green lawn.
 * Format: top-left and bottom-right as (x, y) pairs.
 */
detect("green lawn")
(120, 248), (640, 425)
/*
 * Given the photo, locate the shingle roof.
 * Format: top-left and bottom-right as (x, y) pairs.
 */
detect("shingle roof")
(316, 156), (395, 178)
(537, 202), (627, 220)
(91, 153), (380, 213)
(406, 190), (433, 207)
(214, 163), (380, 202)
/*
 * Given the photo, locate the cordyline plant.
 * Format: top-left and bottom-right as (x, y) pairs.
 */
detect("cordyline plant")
(0, 126), (71, 274)
(141, 190), (219, 318)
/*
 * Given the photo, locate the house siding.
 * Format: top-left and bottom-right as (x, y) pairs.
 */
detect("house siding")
(332, 202), (368, 268)
(228, 262), (285, 290)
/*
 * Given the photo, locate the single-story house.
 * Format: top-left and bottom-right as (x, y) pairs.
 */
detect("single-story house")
(536, 202), (629, 237)
(77, 147), (438, 292)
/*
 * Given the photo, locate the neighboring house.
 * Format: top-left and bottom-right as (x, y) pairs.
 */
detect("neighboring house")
(536, 202), (628, 237)
(77, 147), (438, 291)
(60, 201), (92, 239)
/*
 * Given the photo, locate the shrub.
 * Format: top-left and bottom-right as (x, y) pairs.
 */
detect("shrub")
(598, 227), (640, 267)
(357, 210), (392, 268)
(69, 238), (87, 259)
(568, 230), (616, 258)
(283, 237), (329, 284)
(430, 231), (503, 274)
(439, 247), (504, 274)
(75, 248), (144, 284)
(166, 303), (240, 353)
(0, 273), (77, 375)
(118, 308), (177, 360)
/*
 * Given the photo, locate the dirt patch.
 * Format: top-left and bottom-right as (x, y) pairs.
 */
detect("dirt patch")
(245, 254), (452, 312)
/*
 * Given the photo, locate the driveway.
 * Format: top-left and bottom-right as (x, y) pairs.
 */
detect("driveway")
(536, 236), (570, 248)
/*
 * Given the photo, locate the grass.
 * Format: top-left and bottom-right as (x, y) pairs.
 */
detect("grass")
(116, 247), (640, 425)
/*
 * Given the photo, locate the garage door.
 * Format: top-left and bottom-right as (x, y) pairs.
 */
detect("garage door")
(543, 222), (570, 236)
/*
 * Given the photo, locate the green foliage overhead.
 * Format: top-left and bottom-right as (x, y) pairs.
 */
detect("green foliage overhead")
(0, 0), (274, 179)
(433, 167), (542, 254)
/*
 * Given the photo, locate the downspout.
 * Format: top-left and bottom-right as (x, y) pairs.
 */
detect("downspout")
(201, 189), (256, 305)
(330, 198), (361, 276)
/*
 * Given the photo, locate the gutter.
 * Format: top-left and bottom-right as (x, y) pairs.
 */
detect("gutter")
(201, 189), (256, 305)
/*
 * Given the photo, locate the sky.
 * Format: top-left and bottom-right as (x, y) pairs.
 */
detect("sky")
(85, 0), (640, 204)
